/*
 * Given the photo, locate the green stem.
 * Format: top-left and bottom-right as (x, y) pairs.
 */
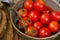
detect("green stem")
(9, 6), (26, 34)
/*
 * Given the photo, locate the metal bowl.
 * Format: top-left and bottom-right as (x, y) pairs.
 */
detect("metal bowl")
(10, 0), (60, 40)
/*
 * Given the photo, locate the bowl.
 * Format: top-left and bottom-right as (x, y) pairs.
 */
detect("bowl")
(10, 0), (60, 40)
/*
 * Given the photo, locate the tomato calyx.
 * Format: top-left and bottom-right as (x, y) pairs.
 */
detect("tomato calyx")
(32, 0), (36, 2)
(22, 9), (24, 12)
(26, 19), (31, 23)
(26, 26), (38, 37)
(32, 29), (36, 34)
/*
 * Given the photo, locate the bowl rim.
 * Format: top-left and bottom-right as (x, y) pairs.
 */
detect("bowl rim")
(10, 11), (60, 39)
(10, 0), (60, 39)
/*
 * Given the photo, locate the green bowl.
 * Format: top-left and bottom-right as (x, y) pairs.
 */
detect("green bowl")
(10, 0), (60, 40)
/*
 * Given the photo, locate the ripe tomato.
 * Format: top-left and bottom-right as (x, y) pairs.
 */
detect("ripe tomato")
(34, 0), (45, 12)
(24, 0), (33, 10)
(59, 24), (60, 30)
(44, 6), (53, 13)
(18, 20), (23, 28)
(34, 22), (43, 30)
(23, 17), (32, 26)
(50, 11), (60, 21)
(28, 10), (40, 22)
(18, 9), (28, 17)
(26, 26), (38, 37)
(39, 27), (51, 38)
(40, 12), (51, 24)
(18, 17), (32, 28)
(48, 21), (60, 33)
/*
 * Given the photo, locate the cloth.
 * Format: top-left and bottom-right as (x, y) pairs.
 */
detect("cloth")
(0, 8), (22, 40)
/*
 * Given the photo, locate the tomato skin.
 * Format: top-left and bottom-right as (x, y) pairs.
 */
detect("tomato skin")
(34, 0), (45, 12)
(34, 22), (43, 30)
(28, 10), (40, 22)
(18, 17), (32, 28)
(40, 13), (51, 24)
(24, 0), (33, 11)
(26, 26), (38, 37)
(59, 25), (60, 30)
(48, 21), (60, 33)
(39, 27), (51, 38)
(18, 9), (28, 17)
(23, 17), (32, 26)
(50, 11), (60, 21)
(18, 20), (24, 28)
(44, 6), (53, 13)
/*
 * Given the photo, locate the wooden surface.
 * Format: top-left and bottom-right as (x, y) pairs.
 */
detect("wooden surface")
(0, 8), (22, 40)
(0, 1), (22, 40)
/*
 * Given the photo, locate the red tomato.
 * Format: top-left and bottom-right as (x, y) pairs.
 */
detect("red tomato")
(26, 26), (38, 37)
(28, 10), (40, 22)
(44, 6), (53, 13)
(48, 21), (60, 33)
(18, 20), (23, 28)
(23, 17), (32, 26)
(59, 24), (60, 29)
(18, 17), (32, 28)
(24, 0), (33, 10)
(40, 12), (51, 24)
(39, 27), (51, 38)
(50, 11), (60, 21)
(59, 24), (60, 30)
(18, 9), (28, 17)
(34, 0), (45, 12)
(34, 22), (43, 30)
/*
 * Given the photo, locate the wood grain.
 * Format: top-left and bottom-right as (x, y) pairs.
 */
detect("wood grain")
(0, 9), (7, 38)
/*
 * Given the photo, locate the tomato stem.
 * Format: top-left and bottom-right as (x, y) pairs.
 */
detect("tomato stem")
(33, 0), (36, 2)
(9, 7), (27, 34)
(22, 9), (24, 12)
(32, 29), (36, 34)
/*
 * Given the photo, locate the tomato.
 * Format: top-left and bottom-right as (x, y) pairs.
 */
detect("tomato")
(50, 11), (60, 21)
(18, 17), (32, 28)
(59, 25), (60, 30)
(59, 24), (60, 29)
(44, 6), (53, 13)
(24, 0), (33, 10)
(34, 22), (43, 30)
(28, 10), (40, 22)
(18, 9), (28, 17)
(18, 20), (23, 28)
(23, 17), (32, 26)
(26, 26), (38, 37)
(48, 21), (60, 33)
(40, 12), (51, 24)
(39, 27), (51, 38)
(34, 0), (45, 12)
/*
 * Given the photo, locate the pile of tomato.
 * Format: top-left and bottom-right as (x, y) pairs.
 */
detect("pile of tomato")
(17, 0), (60, 38)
